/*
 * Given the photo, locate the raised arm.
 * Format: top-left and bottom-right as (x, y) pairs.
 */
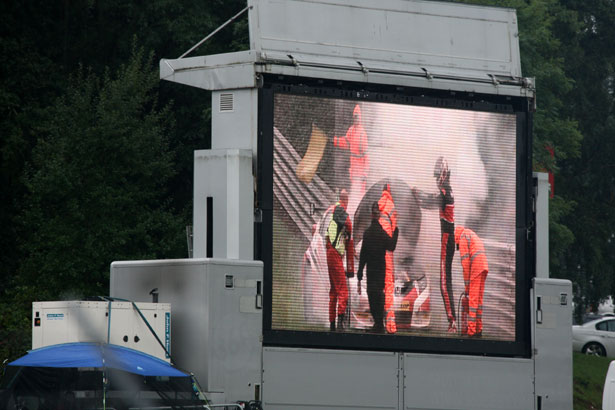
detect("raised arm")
(459, 234), (471, 279)
(385, 227), (400, 252)
(412, 187), (441, 210)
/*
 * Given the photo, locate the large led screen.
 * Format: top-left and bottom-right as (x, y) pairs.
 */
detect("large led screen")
(271, 92), (519, 345)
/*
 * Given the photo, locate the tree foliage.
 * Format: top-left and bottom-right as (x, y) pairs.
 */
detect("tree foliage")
(0, 46), (185, 360)
(454, 0), (583, 270)
(0, 0), (247, 361)
(19, 46), (182, 298)
(455, 0), (615, 317)
(555, 0), (615, 315)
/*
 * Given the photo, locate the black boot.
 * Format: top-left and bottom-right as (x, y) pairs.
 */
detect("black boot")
(337, 314), (346, 330)
(370, 322), (384, 333)
(330, 321), (336, 332)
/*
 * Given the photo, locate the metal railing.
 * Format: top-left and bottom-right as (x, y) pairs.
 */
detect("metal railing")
(273, 127), (333, 240)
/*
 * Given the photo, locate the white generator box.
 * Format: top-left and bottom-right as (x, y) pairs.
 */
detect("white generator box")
(32, 300), (171, 362)
(110, 258), (263, 403)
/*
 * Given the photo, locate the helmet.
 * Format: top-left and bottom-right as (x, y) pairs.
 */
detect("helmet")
(339, 189), (349, 208)
(352, 104), (362, 123)
(371, 201), (380, 219)
(433, 156), (450, 187)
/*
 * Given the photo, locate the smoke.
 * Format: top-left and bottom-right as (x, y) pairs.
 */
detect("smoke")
(363, 103), (491, 224)
(359, 102), (517, 335)
(359, 103), (515, 238)
(273, 94), (518, 337)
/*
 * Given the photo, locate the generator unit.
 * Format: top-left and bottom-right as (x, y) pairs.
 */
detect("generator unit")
(111, 258), (263, 404)
(32, 300), (171, 362)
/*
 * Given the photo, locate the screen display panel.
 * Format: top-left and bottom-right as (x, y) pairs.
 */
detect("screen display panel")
(265, 84), (529, 355)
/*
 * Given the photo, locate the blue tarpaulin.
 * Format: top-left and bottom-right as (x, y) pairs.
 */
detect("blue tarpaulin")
(9, 342), (188, 377)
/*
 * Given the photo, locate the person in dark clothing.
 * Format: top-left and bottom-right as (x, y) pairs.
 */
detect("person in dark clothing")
(412, 156), (457, 333)
(357, 202), (400, 333)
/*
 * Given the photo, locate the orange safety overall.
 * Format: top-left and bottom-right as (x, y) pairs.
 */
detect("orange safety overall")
(378, 187), (398, 334)
(327, 204), (355, 324)
(455, 227), (489, 337)
(334, 105), (369, 193)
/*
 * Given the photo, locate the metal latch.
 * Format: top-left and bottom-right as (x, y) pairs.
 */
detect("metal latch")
(421, 67), (433, 80)
(357, 61), (369, 74)
(256, 280), (263, 309)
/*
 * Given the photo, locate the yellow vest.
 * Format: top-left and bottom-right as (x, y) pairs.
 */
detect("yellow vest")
(327, 203), (347, 255)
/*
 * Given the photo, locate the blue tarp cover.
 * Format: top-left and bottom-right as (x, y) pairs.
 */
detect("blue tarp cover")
(9, 342), (188, 377)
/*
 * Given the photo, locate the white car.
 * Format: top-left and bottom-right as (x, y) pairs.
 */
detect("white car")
(573, 317), (615, 357)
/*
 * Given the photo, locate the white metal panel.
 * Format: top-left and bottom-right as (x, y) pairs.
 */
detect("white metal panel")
(111, 260), (211, 382)
(160, 50), (533, 98)
(403, 353), (534, 410)
(533, 278), (573, 410)
(128, 305), (170, 359)
(208, 262), (263, 401)
(212, 89), (258, 154)
(255, 60), (532, 96)
(262, 347), (399, 410)
(160, 1), (533, 97)
(193, 149), (254, 260)
(110, 259), (263, 403)
(31, 301), (171, 361)
(32, 302), (70, 348)
(249, 0), (521, 79)
(534, 172), (550, 278)
(160, 51), (259, 90)
(73, 302), (111, 344)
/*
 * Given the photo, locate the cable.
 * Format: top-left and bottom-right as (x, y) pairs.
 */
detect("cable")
(101, 296), (176, 365)
(457, 292), (466, 336)
(178, 5), (252, 59)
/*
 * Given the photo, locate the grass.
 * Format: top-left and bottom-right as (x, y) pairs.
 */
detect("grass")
(574, 352), (612, 410)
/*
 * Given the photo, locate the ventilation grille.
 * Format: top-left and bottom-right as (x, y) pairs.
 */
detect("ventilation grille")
(219, 93), (234, 112)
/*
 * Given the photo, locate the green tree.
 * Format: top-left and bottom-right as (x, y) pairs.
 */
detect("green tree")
(0, 2), (67, 295)
(0, 0), (250, 361)
(453, 0), (583, 274)
(516, 0), (582, 273)
(0, 47), (184, 360)
(0, 0), (250, 292)
(21, 45), (184, 297)
(556, 0), (615, 315)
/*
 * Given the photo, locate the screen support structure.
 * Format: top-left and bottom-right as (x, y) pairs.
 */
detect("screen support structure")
(154, 1), (575, 408)
(159, 0), (536, 358)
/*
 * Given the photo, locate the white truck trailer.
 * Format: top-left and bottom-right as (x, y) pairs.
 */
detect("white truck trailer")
(111, 1), (572, 409)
